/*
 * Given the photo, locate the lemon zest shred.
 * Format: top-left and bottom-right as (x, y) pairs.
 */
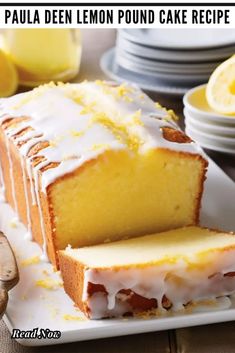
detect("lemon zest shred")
(35, 278), (63, 290)
(63, 314), (86, 321)
(90, 111), (143, 152)
(80, 102), (96, 115)
(70, 129), (84, 138)
(116, 83), (133, 97)
(21, 255), (40, 267)
(91, 143), (111, 151)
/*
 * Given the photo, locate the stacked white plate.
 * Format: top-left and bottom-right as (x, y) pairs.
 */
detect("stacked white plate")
(183, 84), (235, 155)
(101, 29), (235, 96)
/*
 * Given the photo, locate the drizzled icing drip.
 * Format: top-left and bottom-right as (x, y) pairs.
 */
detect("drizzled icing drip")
(83, 249), (235, 319)
(26, 158), (36, 205)
(32, 160), (49, 262)
(0, 81), (204, 261)
(5, 133), (19, 219)
(20, 156), (32, 241)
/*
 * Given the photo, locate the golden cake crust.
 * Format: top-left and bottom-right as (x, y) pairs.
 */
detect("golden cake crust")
(58, 251), (89, 316)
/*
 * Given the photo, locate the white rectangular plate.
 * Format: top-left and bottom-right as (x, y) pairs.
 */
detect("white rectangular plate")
(2, 158), (235, 347)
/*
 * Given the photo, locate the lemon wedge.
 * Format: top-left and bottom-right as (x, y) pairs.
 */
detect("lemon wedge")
(206, 55), (235, 115)
(0, 49), (18, 97)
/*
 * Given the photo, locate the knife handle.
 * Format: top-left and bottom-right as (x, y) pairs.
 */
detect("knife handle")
(0, 288), (8, 319)
(0, 231), (19, 319)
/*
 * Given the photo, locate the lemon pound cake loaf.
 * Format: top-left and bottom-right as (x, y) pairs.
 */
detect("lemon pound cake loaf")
(59, 226), (235, 319)
(0, 81), (207, 266)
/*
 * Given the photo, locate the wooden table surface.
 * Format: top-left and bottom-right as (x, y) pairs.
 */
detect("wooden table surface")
(0, 29), (235, 353)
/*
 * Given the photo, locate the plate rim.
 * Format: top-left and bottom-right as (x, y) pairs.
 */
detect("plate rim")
(117, 38), (235, 62)
(120, 29), (235, 51)
(115, 55), (211, 81)
(184, 109), (235, 135)
(4, 304), (235, 347)
(183, 84), (235, 125)
(100, 48), (192, 96)
(186, 120), (235, 143)
(186, 127), (235, 154)
(116, 47), (223, 70)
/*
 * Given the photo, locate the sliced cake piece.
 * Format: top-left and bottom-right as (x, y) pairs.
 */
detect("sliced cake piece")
(59, 226), (235, 319)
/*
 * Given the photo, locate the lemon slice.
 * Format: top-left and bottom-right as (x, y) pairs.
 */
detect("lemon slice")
(0, 49), (18, 97)
(206, 55), (235, 115)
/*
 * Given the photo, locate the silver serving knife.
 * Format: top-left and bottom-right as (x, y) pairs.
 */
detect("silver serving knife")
(0, 231), (19, 319)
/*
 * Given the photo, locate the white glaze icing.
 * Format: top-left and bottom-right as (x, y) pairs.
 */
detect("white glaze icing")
(83, 250), (235, 319)
(0, 81), (205, 260)
(33, 159), (49, 261)
(87, 293), (232, 319)
(5, 131), (19, 219)
(20, 155), (32, 240)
